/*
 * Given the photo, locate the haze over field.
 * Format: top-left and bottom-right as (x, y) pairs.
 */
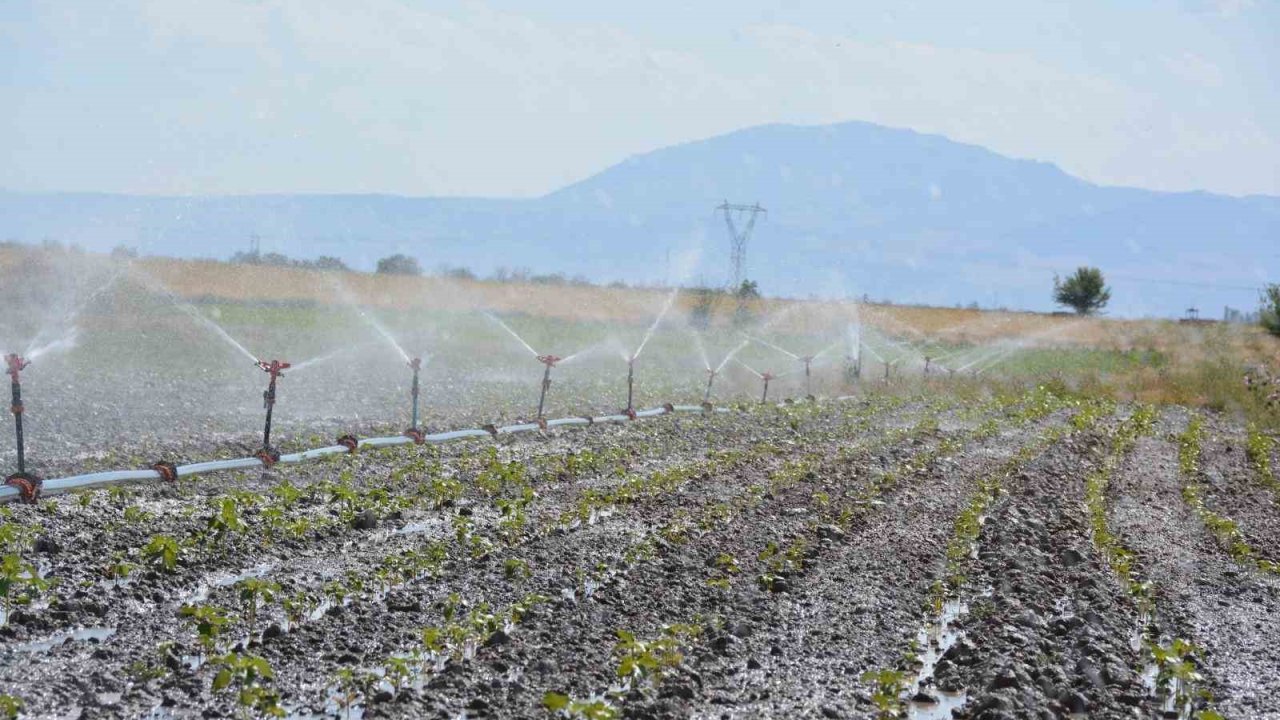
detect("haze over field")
(2, 1), (1277, 316)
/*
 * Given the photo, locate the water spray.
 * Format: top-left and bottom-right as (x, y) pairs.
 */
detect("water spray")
(404, 357), (424, 442)
(255, 359), (291, 465)
(4, 354), (40, 502)
(535, 354), (561, 419)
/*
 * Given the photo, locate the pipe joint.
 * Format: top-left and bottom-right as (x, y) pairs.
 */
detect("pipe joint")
(255, 447), (281, 467)
(403, 428), (425, 445)
(337, 435), (359, 453)
(4, 472), (41, 504)
(151, 461), (178, 483)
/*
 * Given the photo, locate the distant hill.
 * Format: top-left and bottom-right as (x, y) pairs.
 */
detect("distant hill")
(2, 120), (1276, 316)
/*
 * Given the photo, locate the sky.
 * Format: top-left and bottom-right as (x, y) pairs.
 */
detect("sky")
(1, 0), (1277, 198)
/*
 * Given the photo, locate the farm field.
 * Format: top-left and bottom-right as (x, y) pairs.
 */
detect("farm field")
(1, 390), (1279, 718)
(0, 247), (1279, 719)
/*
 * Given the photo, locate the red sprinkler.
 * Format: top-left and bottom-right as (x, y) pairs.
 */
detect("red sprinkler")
(536, 354), (561, 419)
(4, 354), (40, 502)
(255, 359), (291, 465)
(760, 371), (775, 404)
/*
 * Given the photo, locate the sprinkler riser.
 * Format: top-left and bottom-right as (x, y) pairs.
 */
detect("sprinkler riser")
(10, 379), (24, 475)
(536, 365), (553, 418)
(410, 366), (421, 430)
(262, 376), (278, 449)
(626, 360), (635, 413)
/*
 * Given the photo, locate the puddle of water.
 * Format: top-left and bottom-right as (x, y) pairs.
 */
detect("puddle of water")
(182, 563), (276, 604)
(907, 598), (970, 719)
(12, 626), (116, 653)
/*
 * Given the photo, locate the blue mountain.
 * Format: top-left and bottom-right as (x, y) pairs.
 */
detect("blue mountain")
(2, 120), (1276, 316)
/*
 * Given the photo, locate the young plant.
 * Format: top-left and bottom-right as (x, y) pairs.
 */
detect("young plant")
(0, 554), (49, 624)
(212, 652), (284, 718)
(180, 603), (234, 656)
(142, 534), (183, 572)
(543, 692), (619, 720)
(0, 694), (21, 720)
(207, 496), (247, 541)
(504, 558), (531, 581)
(860, 668), (909, 718)
(236, 578), (281, 638)
(331, 667), (375, 720)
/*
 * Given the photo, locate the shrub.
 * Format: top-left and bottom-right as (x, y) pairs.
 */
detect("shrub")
(375, 254), (422, 276)
(1260, 283), (1280, 337)
(1053, 267), (1111, 315)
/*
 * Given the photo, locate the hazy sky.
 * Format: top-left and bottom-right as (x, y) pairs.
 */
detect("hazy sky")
(2, 0), (1277, 198)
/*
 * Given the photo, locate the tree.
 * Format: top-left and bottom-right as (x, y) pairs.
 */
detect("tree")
(375, 254), (422, 276)
(733, 279), (761, 327)
(1053, 267), (1111, 315)
(1261, 283), (1280, 337)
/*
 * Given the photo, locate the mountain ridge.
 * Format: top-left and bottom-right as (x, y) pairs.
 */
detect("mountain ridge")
(1, 120), (1275, 317)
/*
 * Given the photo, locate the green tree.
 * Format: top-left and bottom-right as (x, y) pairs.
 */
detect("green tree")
(733, 280), (760, 327)
(1053, 267), (1111, 315)
(1261, 283), (1280, 337)
(375, 254), (422, 276)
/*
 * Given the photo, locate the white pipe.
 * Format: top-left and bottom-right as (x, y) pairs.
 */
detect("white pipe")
(1, 395), (867, 503)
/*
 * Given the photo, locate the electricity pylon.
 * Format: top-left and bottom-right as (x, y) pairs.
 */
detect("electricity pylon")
(716, 201), (766, 289)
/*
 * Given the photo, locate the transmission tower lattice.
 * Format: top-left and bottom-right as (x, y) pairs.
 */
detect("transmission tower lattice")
(716, 201), (766, 289)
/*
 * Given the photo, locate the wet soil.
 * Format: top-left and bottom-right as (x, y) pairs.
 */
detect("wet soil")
(3, 398), (1279, 719)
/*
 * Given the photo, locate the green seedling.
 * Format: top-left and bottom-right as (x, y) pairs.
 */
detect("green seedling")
(180, 603), (234, 655)
(142, 534), (183, 572)
(0, 553), (49, 624)
(282, 591), (317, 629)
(543, 692), (619, 720)
(236, 578), (281, 638)
(0, 694), (21, 720)
(382, 655), (414, 693)
(860, 668), (909, 717)
(504, 558), (531, 580)
(207, 497), (247, 541)
(332, 667), (374, 720)
(212, 652), (284, 719)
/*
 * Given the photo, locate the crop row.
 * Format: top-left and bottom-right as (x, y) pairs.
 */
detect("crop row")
(543, 388), (1061, 718)
(1178, 416), (1279, 574)
(1083, 406), (1223, 720)
(80, 397), (942, 717)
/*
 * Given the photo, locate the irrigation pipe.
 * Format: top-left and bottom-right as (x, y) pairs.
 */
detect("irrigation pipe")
(0, 404), (743, 503)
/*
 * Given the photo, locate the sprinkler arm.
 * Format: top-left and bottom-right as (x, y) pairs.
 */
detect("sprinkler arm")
(6, 354), (30, 385)
(256, 359), (292, 379)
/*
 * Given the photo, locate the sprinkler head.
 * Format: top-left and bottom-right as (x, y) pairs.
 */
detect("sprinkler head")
(5, 354), (29, 384)
(256, 359), (291, 378)
(537, 354), (562, 368)
(761, 371), (775, 382)
(408, 357), (422, 372)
